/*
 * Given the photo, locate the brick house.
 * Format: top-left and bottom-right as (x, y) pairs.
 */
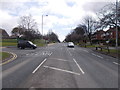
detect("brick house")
(105, 27), (120, 40)
(92, 30), (105, 40)
(0, 28), (9, 39)
(92, 27), (120, 41)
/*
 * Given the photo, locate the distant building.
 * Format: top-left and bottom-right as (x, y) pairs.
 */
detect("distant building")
(0, 28), (9, 39)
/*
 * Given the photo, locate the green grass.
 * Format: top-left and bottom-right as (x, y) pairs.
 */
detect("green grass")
(33, 39), (45, 47)
(0, 39), (17, 46)
(0, 39), (46, 47)
(0, 52), (11, 61)
(100, 49), (120, 53)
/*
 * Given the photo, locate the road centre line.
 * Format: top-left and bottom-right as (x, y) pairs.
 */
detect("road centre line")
(73, 58), (85, 74)
(43, 65), (80, 76)
(32, 58), (47, 73)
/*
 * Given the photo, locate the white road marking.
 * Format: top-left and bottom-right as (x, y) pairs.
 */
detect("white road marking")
(92, 53), (103, 59)
(32, 58), (47, 73)
(73, 58), (85, 74)
(113, 62), (120, 65)
(96, 55), (103, 59)
(92, 53), (97, 56)
(68, 50), (72, 56)
(49, 52), (53, 56)
(43, 65), (80, 76)
(49, 58), (73, 62)
(83, 50), (89, 53)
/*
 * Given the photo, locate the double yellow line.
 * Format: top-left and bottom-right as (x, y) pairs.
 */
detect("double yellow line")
(0, 51), (17, 66)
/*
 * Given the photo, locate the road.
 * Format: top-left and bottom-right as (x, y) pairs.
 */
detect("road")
(1, 43), (118, 88)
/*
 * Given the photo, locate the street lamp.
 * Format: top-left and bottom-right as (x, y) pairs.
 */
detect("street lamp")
(115, 0), (118, 60)
(41, 14), (48, 40)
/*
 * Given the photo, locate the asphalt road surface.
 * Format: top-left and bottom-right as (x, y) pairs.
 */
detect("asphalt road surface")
(1, 43), (119, 88)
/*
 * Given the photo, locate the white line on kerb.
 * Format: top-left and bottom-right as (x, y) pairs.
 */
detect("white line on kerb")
(43, 65), (80, 76)
(73, 58), (85, 74)
(32, 58), (47, 73)
(113, 62), (120, 65)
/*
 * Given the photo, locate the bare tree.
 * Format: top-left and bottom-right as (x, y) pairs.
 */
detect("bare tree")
(97, 2), (120, 29)
(82, 15), (97, 45)
(18, 14), (39, 40)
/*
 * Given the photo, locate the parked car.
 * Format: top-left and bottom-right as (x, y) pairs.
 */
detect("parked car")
(17, 40), (37, 49)
(67, 42), (74, 48)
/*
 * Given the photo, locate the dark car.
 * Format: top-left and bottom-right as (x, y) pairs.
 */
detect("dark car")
(17, 40), (37, 49)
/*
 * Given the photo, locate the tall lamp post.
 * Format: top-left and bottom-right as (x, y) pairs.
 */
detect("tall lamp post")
(115, 0), (118, 60)
(41, 14), (48, 40)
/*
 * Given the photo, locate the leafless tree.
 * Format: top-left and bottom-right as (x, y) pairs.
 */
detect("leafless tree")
(96, 2), (120, 29)
(82, 15), (97, 45)
(18, 14), (39, 40)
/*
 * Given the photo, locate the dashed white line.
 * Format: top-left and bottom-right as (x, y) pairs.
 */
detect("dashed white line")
(32, 58), (47, 73)
(83, 50), (89, 53)
(49, 58), (73, 62)
(43, 65), (80, 76)
(113, 62), (120, 65)
(92, 53), (97, 56)
(73, 58), (85, 74)
(96, 55), (103, 59)
(92, 53), (103, 59)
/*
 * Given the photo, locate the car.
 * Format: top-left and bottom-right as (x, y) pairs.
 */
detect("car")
(17, 40), (37, 49)
(67, 42), (74, 48)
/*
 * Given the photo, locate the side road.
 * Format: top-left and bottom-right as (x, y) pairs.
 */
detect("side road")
(0, 43), (55, 65)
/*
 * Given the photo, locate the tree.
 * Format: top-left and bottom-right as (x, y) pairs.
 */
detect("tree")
(18, 14), (39, 40)
(82, 16), (97, 45)
(65, 25), (86, 43)
(97, 2), (120, 29)
(45, 31), (60, 43)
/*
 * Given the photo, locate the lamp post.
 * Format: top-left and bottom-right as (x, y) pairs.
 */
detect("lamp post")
(41, 14), (48, 40)
(115, 0), (118, 60)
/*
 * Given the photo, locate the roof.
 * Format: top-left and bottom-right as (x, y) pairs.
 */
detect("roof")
(0, 28), (9, 38)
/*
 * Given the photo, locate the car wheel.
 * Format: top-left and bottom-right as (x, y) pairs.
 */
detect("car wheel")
(33, 47), (36, 49)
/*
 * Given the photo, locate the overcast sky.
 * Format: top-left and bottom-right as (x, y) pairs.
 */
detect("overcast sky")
(0, 0), (118, 41)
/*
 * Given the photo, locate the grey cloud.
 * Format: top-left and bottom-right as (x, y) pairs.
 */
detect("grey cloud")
(82, 2), (114, 12)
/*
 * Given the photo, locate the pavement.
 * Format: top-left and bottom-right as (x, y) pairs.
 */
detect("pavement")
(1, 43), (119, 88)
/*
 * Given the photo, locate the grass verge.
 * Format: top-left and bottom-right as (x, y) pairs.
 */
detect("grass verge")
(0, 39), (17, 47)
(33, 39), (45, 47)
(0, 52), (11, 61)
